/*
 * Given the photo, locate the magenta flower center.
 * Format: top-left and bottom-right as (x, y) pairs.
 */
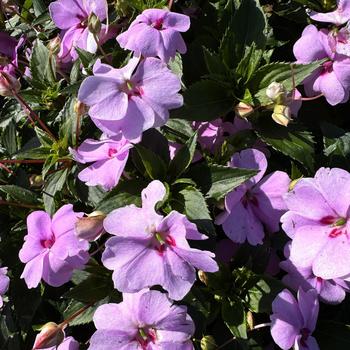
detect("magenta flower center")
(151, 18), (164, 30)
(321, 61), (333, 75)
(108, 147), (118, 158)
(137, 327), (157, 349)
(120, 80), (144, 99)
(320, 216), (348, 238)
(40, 235), (55, 249)
(153, 232), (176, 256)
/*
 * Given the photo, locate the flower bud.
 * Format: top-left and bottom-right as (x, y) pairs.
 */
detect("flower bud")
(272, 105), (291, 127)
(29, 175), (44, 188)
(0, 71), (20, 96)
(200, 335), (217, 350)
(266, 82), (287, 103)
(75, 211), (106, 241)
(74, 100), (88, 116)
(48, 36), (61, 55)
(32, 322), (64, 350)
(247, 310), (254, 330)
(88, 12), (101, 35)
(234, 102), (254, 119)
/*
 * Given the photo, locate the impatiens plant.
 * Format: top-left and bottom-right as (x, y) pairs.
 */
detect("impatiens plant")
(2, 0), (350, 349)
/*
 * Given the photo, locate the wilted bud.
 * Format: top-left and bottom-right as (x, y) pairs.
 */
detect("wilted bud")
(234, 102), (254, 119)
(75, 211), (106, 241)
(272, 104), (291, 127)
(247, 311), (254, 330)
(32, 322), (64, 350)
(0, 0), (18, 14)
(74, 100), (88, 116)
(0, 71), (20, 96)
(48, 36), (61, 55)
(88, 12), (101, 35)
(198, 270), (208, 286)
(201, 335), (217, 350)
(266, 82), (287, 103)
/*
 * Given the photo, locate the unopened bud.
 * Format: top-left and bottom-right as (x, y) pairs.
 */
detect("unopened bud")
(0, 71), (20, 96)
(32, 322), (64, 350)
(29, 175), (44, 188)
(198, 270), (208, 285)
(200, 335), (217, 350)
(272, 105), (291, 127)
(48, 36), (61, 55)
(88, 12), (101, 35)
(74, 100), (88, 116)
(266, 82), (287, 103)
(234, 102), (254, 119)
(75, 211), (106, 241)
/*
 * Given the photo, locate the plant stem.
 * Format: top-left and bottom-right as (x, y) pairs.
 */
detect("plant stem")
(0, 200), (41, 209)
(14, 92), (57, 140)
(93, 33), (112, 64)
(168, 0), (174, 10)
(59, 303), (93, 328)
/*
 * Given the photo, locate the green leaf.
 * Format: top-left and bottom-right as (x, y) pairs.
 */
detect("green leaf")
(179, 186), (215, 236)
(245, 275), (284, 313)
(168, 53), (183, 79)
(95, 179), (145, 214)
(58, 97), (77, 149)
(322, 122), (350, 169)
(315, 321), (350, 349)
(32, 0), (46, 16)
(35, 127), (54, 147)
(203, 47), (229, 76)
(171, 80), (233, 121)
(0, 185), (39, 204)
(75, 47), (96, 69)
(43, 168), (68, 214)
(206, 165), (258, 200)
(62, 298), (109, 326)
(164, 118), (194, 140)
(250, 60), (325, 105)
(14, 147), (51, 160)
(63, 271), (113, 303)
(254, 116), (315, 172)
(133, 144), (167, 180)
(30, 40), (56, 88)
(220, 0), (267, 68)
(2, 121), (17, 155)
(168, 132), (197, 181)
(236, 44), (263, 84)
(222, 298), (247, 339)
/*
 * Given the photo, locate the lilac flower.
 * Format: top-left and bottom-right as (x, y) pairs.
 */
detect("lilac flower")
(49, 0), (112, 63)
(49, 337), (79, 350)
(78, 58), (183, 140)
(293, 24), (350, 105)
(281, 167), (350, 281)
(0, 266), (9, 308)
(270, 288), (319, 350)
(70, 135), (133, 190)
(215, 149), (290, 245)
(309, 0), (350, 25)
(89, 289), (194, 350)
(102, 180), (218, 300)
(117, 9), (190, 63)
(0, 32), (23, 76)
(19, 205), (89, 289)
(280, 243), (350, 304)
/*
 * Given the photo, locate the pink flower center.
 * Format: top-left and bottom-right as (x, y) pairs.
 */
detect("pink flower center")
(151, 18), (164, 30)
(40, 236), (55, 249)
(154, 232), (176, 256)
(321, 61), (333, 75)
(320, 216), (348, 238)
(137, 327), (157, 349)
(108, 147), (118, 158)
(242, 191), (258, 208)
(121, 80), (144, 100)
